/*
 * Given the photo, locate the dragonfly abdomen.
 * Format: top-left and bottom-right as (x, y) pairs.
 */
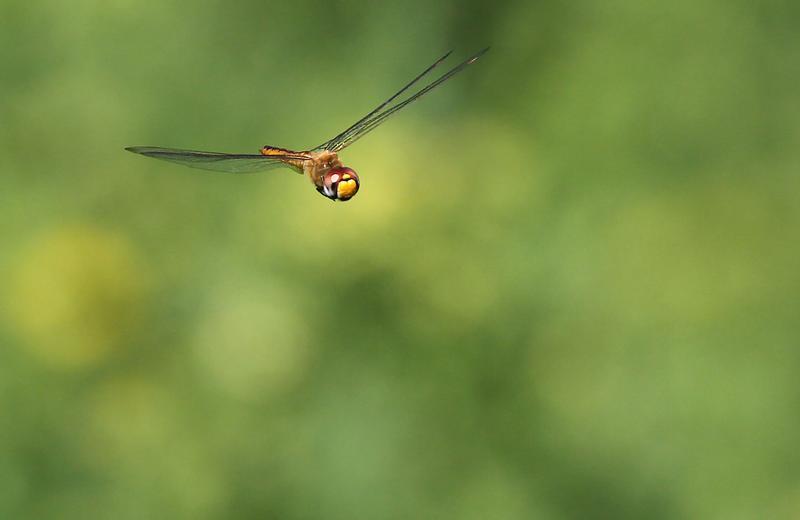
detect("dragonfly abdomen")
(260, 145), (300, 156)
(260, 145), (308, 172)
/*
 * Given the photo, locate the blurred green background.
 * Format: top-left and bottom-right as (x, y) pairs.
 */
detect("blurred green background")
(2, 0), (799, 518)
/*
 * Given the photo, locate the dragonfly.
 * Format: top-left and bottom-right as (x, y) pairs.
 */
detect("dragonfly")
(126, 47), (488, 202)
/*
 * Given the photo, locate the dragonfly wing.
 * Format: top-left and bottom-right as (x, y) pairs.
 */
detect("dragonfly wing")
(125, 146), (308, 174)
(312, 50), (453, 152)
(314, 47), (489, 153)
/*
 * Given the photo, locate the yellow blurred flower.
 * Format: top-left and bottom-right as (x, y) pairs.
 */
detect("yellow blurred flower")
(5, 225), (148, 369)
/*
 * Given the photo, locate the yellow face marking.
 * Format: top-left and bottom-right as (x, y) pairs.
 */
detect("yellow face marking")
(337, 179), (357, 199)
(342, 173), (351, 180)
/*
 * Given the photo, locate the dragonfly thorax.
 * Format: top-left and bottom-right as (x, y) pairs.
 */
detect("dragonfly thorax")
(303, 151), (358, 201)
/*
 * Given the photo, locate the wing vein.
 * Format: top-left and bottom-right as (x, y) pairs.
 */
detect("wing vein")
(315, 47), (489, 153)
(125, 146), (307, 174)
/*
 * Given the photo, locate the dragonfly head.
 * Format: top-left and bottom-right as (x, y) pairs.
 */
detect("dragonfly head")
(318, 166), (360, 202)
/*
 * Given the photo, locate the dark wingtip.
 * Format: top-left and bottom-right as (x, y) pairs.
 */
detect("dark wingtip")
(437, 49), (455, 64)
(126, 146), (159, 156)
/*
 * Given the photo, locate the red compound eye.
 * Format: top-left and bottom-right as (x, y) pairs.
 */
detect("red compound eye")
(321, 167), (360, 201)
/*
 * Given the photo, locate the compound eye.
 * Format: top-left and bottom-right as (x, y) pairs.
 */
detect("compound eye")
(325, 167), (360, 201)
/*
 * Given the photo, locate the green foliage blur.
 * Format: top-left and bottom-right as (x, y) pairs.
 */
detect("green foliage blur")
(2, 0), (799, 518)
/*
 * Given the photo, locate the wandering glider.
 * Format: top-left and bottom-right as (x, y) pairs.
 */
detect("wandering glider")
(126, 48), (488, 202)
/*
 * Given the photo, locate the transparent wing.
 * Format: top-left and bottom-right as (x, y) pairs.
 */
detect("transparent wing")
(125, 146), (309, 174)
(312, 50), (454, 152)
(314, 47), (489, 153)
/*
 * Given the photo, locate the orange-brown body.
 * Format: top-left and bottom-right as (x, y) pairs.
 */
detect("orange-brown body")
(261, 146), (357, 201)
(261, 146), (337, 186)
